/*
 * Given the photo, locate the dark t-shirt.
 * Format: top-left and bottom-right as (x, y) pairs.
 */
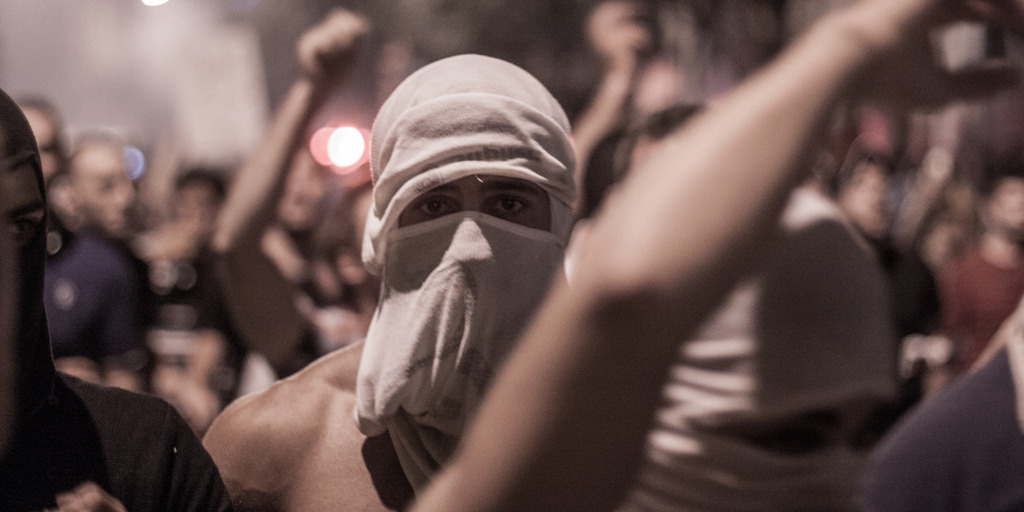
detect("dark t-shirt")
(0, 374), (233, 511)
(149, 248), (247, 402)
(862, 349), (1024, 512)
(44, 231), (142, 363)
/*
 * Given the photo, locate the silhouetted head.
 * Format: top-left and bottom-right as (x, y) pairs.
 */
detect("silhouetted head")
(0, 87), (53, 424)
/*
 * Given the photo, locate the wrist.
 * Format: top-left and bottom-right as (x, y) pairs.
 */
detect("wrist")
(799, 4), (909, 100)
(831, 0), (930, 57)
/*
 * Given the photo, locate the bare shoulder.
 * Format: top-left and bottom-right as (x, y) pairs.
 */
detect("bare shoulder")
(204, 343), (369, 511)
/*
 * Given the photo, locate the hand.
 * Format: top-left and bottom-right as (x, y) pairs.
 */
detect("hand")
(55, 482), (127, 512)
(296, 9), (370, 85)
(586, 0), (653, 74)
(848, 0), (1024, 109)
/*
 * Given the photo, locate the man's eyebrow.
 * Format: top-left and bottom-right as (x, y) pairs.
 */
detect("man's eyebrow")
(481, 179), (544, 195)
(422, 182), (459, 194)
(8, 200), (45, 218)
(1, 151), (36, 171)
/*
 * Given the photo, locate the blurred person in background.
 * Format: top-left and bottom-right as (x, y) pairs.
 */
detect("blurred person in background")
(826, 139), (949, 439)
(16, 98), (81, 256)
(42, 133), (148, 391)
(863, 160), (1024, 510)
(569, 103), (701, 274)
(569, 99), (894, 511)
(305, 175), (378, 353)
(211, 9), (372, 378)
(941, 157), (1024, 376)
(134, 167), (245, 434)
(0, 85), (233, 512)
(16, 98), (66, 185)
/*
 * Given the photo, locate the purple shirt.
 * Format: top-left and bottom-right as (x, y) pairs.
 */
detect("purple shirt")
(44, 230), (141, 363)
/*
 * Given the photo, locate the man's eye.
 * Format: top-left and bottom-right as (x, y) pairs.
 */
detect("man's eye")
(498, 197), (525, 213)
(422, 200), (444, 214)
(8, 218), (38, 240)
(489, 195), (528, 216)
(417, 197), (458, 217)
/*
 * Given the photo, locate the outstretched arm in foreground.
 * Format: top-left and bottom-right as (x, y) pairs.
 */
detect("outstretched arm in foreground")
(211, 10), (367, 369)
(412, 1), (1023, 511)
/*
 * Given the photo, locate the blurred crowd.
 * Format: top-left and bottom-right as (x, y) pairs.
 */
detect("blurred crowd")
(4, 0), (1024, 510)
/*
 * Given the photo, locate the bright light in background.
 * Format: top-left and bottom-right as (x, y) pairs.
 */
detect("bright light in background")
(310, 126), (369, 174)
(123, 145), (147, 181)
(141, 0), (171, 6)
(328, 127), (366, 168)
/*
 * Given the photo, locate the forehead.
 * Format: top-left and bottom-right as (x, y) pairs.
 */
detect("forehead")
(425, 175), (545, 195)
(72, 144), (124, 177)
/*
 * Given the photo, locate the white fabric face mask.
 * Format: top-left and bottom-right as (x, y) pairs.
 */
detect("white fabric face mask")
(355, 210), (564, 487)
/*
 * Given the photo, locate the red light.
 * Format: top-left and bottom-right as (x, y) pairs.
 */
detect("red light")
(309, 126), (369, 174)
(310, 127), (334, 167)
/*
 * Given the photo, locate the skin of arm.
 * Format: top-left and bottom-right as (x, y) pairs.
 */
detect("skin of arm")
(411, 1), (1023, 511)
(890, 146), (956, 251)
(134, 133), (183, 228)
(572, 0), (653, 205)
(211, 10), (368, 370)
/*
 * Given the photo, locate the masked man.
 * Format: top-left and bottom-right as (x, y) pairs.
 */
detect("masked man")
(0, 87), (233, 511)
(204, 53), (575, 511)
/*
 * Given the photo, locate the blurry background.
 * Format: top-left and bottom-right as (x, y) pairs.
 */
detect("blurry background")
(5, 0), (1018, 170)
(0, 0), (610, 167)
(0, 0), (841, 169)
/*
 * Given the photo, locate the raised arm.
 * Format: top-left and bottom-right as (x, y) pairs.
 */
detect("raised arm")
(571, 0), (652, 204)
(412, 1), (1022, 510)
(211, 10), (367, 370)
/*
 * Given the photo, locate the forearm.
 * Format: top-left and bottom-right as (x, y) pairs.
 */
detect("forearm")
(213, 77), (332, 254)
(891, 146), (954, 249)
(572, 68), (636, 184)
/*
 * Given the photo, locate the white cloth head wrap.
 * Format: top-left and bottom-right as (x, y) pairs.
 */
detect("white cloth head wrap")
(355, 54), (575, 489)
(363, 54), (575, 276)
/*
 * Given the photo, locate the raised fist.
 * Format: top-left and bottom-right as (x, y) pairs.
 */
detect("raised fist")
(587, 0), (653, 74)
(297, 9), (370, 84)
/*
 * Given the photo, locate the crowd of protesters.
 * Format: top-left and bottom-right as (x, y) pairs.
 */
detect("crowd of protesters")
(3, 0), (1024, 510)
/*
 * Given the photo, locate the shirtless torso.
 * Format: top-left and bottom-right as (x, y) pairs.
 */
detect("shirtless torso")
(203, 342), (413, 512)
